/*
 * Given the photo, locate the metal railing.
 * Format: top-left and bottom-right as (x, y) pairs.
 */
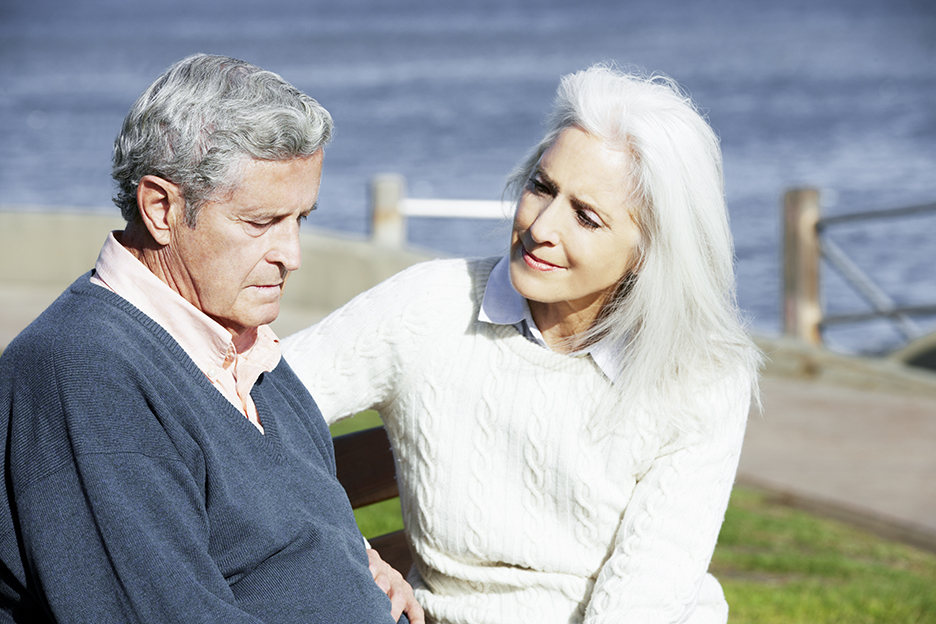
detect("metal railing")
(782, 187), (936, 346)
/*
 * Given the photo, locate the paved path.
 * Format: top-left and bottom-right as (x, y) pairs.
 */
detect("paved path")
(740, 375), (936, 551)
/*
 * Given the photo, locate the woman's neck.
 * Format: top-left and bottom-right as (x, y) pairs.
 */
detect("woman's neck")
(528, 299), (602, 354)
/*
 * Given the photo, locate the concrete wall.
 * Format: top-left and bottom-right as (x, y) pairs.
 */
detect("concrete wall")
(0, 208), (434, 294)
(0, 208), (436, 344)
(754, 334), (936, 398)
(0, 209), (127, 288)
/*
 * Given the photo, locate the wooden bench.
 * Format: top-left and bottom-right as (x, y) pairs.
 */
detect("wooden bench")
(333, 425), (413, 574)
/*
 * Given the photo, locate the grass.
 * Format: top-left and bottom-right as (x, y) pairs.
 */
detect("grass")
(713, 487), (936, 623)
(332, 415), (936, 622)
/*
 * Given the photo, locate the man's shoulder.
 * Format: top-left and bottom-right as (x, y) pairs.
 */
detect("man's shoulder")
(4, 273), (174, 370)
(0, 274), (203, 471)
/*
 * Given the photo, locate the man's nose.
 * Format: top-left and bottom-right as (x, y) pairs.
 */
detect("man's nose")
(270, 221), (302, 273)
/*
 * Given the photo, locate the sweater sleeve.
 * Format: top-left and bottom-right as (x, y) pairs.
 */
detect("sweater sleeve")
(584, 373), (751, 624)
(3, 342), (266, 623)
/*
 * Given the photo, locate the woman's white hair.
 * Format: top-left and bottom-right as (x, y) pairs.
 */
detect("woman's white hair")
(112, 54), (333, 226)
(507, 64), (761, 430)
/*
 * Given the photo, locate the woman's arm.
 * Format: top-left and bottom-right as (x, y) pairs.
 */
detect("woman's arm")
(282, 260), (448, 424)
(584, 373), (752, 624)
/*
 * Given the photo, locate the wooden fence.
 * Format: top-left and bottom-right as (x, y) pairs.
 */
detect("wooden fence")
(782, 187), (936, 346)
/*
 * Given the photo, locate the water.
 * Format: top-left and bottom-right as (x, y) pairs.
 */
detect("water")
(2, 0), (935, 354)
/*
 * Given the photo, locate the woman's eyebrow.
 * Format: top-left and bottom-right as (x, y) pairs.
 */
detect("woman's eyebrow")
(536, 165), (611, 223)
(532, 168), (558, 192)
(571, 197), (611, 227)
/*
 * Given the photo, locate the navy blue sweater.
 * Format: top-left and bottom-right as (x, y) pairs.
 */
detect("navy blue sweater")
(0, 275), (398, 623)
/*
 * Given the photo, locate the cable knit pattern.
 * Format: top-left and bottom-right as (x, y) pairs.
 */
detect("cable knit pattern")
(283, 257), (751, 624)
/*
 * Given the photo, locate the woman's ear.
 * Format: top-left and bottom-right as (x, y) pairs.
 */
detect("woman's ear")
(136, 175), (184, 246)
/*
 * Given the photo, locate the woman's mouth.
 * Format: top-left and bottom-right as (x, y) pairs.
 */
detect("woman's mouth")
(521, 245), (563, 272)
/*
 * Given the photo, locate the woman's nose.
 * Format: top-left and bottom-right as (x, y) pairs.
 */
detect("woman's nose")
(527, 198), (563, 245)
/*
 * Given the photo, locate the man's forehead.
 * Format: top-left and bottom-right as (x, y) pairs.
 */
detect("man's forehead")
(205, 155), (323, 216)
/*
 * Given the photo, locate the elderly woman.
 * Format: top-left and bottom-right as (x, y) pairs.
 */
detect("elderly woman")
(284, 64), (761, 623)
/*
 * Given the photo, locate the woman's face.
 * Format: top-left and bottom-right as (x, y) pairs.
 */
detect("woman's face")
(509, 126), (642, 321)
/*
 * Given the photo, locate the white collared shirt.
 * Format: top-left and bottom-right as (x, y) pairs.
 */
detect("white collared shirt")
(478, 255), (622, 382)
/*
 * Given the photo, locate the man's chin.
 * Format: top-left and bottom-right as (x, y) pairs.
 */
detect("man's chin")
(253, 305), (281, 330)
(217, 303), (281, 337)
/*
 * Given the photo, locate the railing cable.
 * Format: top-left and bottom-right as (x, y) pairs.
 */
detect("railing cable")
(817, 236), (922, 339)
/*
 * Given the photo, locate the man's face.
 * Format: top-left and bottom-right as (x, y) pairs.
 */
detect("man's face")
(164, 153), (323, 339)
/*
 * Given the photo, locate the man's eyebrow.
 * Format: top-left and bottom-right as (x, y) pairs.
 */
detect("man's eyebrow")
(244, 202), (318, 219)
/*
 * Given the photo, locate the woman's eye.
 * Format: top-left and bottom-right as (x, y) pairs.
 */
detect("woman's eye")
(527, 177), (552, 196)
(576, 210), (600, 230)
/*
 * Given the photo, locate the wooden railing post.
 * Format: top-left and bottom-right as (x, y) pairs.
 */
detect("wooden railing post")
(370, 174), (406, 248)
(782, 187), (822, 345)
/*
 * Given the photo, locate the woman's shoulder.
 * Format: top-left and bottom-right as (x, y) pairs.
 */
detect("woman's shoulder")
(389, 256), (498, 288)
(286, 256), (502, 352)
(684, 362), (758, 437)
(359, 255), (500, 310)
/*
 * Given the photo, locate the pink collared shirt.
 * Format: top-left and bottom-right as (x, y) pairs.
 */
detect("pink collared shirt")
(90, 231), (280, 433)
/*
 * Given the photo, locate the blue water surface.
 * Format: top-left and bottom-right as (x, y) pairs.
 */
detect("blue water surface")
(2, 0), (935, 353)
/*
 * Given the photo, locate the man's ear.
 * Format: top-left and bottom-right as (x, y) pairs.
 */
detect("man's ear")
(137, 175), (184, 246)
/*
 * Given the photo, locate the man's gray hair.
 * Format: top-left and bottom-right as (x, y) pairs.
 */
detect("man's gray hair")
(112, 54), (333, 225)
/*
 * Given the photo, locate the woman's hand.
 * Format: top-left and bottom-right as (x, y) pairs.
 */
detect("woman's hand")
(367, 548), (425, 624)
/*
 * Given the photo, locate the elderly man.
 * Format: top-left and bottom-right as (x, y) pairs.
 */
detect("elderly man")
(0, 54), (422, 624)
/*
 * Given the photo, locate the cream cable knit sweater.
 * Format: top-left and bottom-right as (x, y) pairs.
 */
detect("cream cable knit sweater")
(283, 257), (752, 624)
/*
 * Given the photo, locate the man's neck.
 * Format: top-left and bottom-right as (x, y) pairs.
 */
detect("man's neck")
(119, 220), (163, 266)
(118, 222), (256, 350)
